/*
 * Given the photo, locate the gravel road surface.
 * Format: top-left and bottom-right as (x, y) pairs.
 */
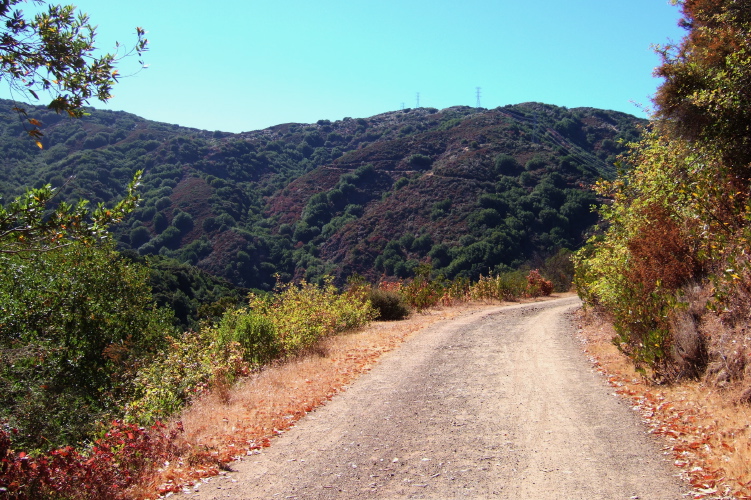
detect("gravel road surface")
(184, 297), (688, 499)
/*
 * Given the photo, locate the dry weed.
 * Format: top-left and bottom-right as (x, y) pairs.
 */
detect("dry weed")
(576, 309), (751, 500)
(148, 304), (487, 496)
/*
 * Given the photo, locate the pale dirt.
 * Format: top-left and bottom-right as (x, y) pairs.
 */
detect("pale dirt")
(182, 297), (689, 499)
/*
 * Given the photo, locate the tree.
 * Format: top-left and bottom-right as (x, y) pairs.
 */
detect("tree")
(0, 1), (163, 455)
(0, 0), (148, 144)
(653, 0), (751, 173)
(0, 1), (148, 254)
(0, 171), (142, 254)
(0, 239), (175, 450)
(574, 0), (751, 379)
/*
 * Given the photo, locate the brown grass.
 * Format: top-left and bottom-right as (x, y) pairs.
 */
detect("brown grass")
(575, 310), (751, 500)
(144, 303), (493, 497)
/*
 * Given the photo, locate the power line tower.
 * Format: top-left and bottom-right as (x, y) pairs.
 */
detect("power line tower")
(416, 92), (420, 108)
(476, 87), (482, 108)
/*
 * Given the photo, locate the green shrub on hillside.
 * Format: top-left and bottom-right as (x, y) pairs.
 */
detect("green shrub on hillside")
(217, 309), (280, 365)
(0, 242), (175, 450)
(249, 277), (376, 354)
(368, 288), (410, 320)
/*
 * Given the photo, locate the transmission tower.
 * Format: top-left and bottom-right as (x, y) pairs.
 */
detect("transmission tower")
(476, 87), (482, 108)
(416, 92), (420, 108)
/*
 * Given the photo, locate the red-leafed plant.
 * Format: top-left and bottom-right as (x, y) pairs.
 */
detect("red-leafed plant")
(525, 270), (554, 298)
(1, 420), (182, 500)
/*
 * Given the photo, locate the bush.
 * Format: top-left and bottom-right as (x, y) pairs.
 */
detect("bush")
(0, 242), (175, 451)
(202, 216), (217, 232)
(126, 327), (247, 424)
(217, 309), (280, 366)
(155, 196), (171, 210)
(575, 197), (703, 376)
(394, 176), (409, 190)
(0, 420), (182, 500)
(399, 265), (444, 311)
(525, 156), (547, 171)
(540, 248), (575, 292)
(494, 154), (521, 175)
(172, 211), (194, 233)
(407, 154), (432, 168)
(248, 277), (376, 354)
(368, 288), (410, 320)
(525, 270), (554, 297)
(129, 225), (151, 247)
(153, 211), (168, 233)
(469, 271), (528, 302)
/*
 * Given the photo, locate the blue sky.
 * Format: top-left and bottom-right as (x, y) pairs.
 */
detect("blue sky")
(39, 1), (685, 133)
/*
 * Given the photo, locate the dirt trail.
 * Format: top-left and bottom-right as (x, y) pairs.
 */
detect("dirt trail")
(183, 297), (688, 499)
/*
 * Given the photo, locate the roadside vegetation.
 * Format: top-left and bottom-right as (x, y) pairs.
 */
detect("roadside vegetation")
(574, 1), (751, 497)
(575, 0), (751, 385)
(18, 0), (751, 497)
(1, 259), (554, 499)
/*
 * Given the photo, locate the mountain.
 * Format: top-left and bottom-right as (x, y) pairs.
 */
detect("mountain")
(0, 100), (644, 290)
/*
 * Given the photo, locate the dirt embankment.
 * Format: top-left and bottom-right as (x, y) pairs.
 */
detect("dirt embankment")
(182, 297), (687, 499)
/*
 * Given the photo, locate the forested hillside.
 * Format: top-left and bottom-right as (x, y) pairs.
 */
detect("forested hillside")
(0, 100), (643, 291)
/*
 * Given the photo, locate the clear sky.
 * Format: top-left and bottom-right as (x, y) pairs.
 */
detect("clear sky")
(34, 1), (686, 133)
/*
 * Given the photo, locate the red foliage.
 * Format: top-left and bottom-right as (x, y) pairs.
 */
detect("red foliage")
(1, 421), (182, 500)
(625, 205), (699, 293)
(526, 270), (553, 298)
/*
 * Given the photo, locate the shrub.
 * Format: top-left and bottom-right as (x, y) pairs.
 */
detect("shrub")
(155, 196), (171, 210)
(0, 242), (175, 451)
(153, 211), (168, 233)
(217, 309), (280, 366)
(368, 288), (410, 320)
(525, 155), (547, 171)
(400, 265), (443, 311)
(494, 154), (521, 175)
(202, 216), (217, 232)
(0, 421), (182, 500)
(248, 277), (376, 355)
(431, 199), (452, 220)
(525, 270), (554, 297)
(407, 154), (432, 168)
(172, 211), (194, 233)
(575, 197), (703, 377)
(540, 248), (575, 292)
(441, 276), (470, 305)
(469, 271), (528, 302)
(129, 225), (151, 247)
(126, 327), (247, 424)
(138, 205), (156, 221)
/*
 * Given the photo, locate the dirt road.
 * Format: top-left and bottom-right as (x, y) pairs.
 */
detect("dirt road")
(184, 297), (688, 499)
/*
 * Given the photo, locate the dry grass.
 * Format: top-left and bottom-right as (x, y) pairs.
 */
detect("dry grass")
(146, 303), (492, 496)
(575, 310), (751, 500)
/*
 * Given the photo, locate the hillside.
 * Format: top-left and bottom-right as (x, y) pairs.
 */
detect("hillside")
(0, 100), (644, 290)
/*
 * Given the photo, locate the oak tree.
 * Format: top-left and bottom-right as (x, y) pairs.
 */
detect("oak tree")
(653, 0), (751, 172)
(0, 1), (147, 253)
(0, 0), (147, 143)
